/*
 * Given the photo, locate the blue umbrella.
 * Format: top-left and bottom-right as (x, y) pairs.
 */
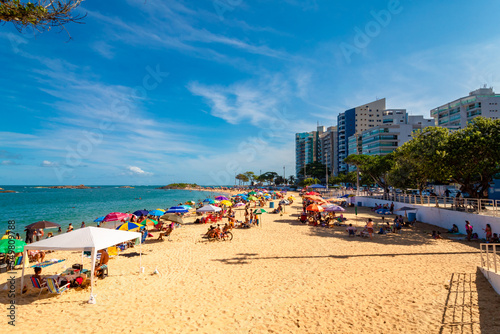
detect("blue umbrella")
(94, 216), (105, 222)
(166, 206), (189, 213)
(203, 199), (215, 204)
(179, 205), (192, 210)
(133, 210), (150, 216)
(309, 184), (326, 189)
(149, 209), (165, 216)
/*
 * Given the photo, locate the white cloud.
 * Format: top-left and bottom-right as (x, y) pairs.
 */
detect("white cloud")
(1, 160), (17, 166)
(41, 160), (58, 167)
(126, 166), (153, 176)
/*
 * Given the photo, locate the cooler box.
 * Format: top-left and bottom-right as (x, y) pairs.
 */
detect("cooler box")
(269, 202), (275, 209)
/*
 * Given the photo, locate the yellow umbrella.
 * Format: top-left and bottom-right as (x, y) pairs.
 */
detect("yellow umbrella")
(220, 200), (232, 206)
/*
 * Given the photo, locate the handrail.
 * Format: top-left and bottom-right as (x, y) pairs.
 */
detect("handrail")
(322, 190), (500, 218)
(480, 243), (499, 274)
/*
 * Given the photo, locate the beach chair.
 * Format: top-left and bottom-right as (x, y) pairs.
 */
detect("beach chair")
(30, 277), (48, 296)
(46, 278), (70, 296)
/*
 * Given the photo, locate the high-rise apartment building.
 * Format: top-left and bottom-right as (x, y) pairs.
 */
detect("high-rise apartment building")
(358, 109), (434, 156)
(295, 128), (321, 179)
(430, 86), (500, 130)
(337, 98), (386, 174)
(319, 126), (338, 177)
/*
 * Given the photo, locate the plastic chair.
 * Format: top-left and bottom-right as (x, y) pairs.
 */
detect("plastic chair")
(30, 277), (48, 297)
(46, 278), (70, 295)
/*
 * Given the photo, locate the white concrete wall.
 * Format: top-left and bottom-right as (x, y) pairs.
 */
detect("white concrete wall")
(354, 196), (500, 238)
(479, 267), (500, 295)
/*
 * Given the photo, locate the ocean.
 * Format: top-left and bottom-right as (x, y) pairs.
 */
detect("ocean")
(0, 186), (224, 235)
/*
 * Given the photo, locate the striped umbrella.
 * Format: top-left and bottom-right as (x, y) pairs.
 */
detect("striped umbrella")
(166, 206), (189, 214)
(149, 209), (165, 216)
(104, 212), (132, 222)
(116, 222), (143, 231)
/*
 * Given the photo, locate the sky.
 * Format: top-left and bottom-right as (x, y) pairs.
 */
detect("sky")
(1, 0), (500, 185)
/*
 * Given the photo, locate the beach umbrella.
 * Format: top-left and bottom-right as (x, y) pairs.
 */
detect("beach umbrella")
(323, 205), (345, 212)
(140, 219), (158, 228)
(253, 209), (267, 214)
(180, 205), (193, 210)
(133, 210), (150, 216)
(247, 196), (258, 201)
(234, 203), (245, 207)
(309, 184), (326, 189)
(166, 206), (189, 214)
(116, 222), (142, 231)
(215, 196), (229, 201)
(288, 196), (295, 200)
(395, 206), (417, 212)
(25, 221), (60, 230)
(148, 209), (165, 216)
(306, 191), (320, 196)
(306, 203), (324, 212)
(196, 205), (222, 213)
(159, 214), (184, 224)
(248, 191), (257, 195)
(94, 216), (105, 223)
(220, 200), (232, 206)
(0, 239), (26, 253)
(104, 212), (132, 222)
(375, 209), (392, 215)
(185, 201), (195, 205)
(203, 199), (215, 204)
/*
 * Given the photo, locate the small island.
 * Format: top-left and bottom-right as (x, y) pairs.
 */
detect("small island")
(157, 183), (199, 190)
(120, 186), (135, 188)
(49, 184), (91, 189)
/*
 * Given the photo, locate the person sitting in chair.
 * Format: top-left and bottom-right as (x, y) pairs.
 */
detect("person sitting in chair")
(94, 249), (109, 278)
(32, 266), (46, 284)
(346, 224), (356, 237)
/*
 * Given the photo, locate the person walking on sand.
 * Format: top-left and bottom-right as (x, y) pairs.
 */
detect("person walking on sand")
(465, 221), (473, 241)
(366, 218), (374, 239)
(484, 223), (492, 242)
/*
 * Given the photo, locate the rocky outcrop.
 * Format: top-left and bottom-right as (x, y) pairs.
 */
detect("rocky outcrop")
(49, 184), (91, 189)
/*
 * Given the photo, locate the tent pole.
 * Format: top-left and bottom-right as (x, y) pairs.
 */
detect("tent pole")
(20, 249), (28, 295)
(140, 239), (142, 273)
(89, 248), (97, 304)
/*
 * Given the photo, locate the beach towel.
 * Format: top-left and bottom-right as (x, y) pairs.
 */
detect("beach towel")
(30, 259), (65, 268)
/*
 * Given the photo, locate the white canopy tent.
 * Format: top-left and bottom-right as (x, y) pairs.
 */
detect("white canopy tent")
(21, 227), (142, 304)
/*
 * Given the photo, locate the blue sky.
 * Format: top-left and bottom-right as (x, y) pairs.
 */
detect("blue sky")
(1, 0), (500, 185)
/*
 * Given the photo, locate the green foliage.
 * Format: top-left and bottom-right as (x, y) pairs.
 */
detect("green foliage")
(297, 161), (330, 179)
(235, 173), (249, 185)
(344, 154), (394, 192)
(299, 177), (319, 187)
(444, 117), (500, 198)
(165, 183), (198, 189)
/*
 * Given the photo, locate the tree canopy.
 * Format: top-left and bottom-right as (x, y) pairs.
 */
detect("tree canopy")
(297, 161), (329, 180)
(344, 154), (393, 192)
(0, 0), (85, 34)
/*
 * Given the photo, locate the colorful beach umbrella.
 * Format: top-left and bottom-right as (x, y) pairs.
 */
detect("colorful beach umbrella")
(133, 210), (150, 216)
(0, 239), (26, 253)
(219, 200), (232, 206)
(323, 205), (345, 212)
(247, 196), (258, 201)
(306, 191), (320, 196)
(140, 219), (158, 228)
(94, 216), (105, 223)
(203, 199), (215, 204)
(306, 204), (324, 212)
(234, 203), (245, 207)
(215, 196), (229, 201)
(166, 206), (189, 214)
(104, 212), (132, 222)
(180, 205), (193, 210)
(115, 222), (142, 231)
(253, 209), (267, 214)
(149, 209), (165, 216)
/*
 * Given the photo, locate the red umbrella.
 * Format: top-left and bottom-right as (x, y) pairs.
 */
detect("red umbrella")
(306, 192), (320, 196)
(306, 204), (324, 212)
(103, 212), (132, 222)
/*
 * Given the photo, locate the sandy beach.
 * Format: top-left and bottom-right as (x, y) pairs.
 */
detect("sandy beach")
(2, 192), (500, 333)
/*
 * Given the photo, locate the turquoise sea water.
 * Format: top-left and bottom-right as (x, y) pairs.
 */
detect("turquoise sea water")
(0, 186), (224, 234)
